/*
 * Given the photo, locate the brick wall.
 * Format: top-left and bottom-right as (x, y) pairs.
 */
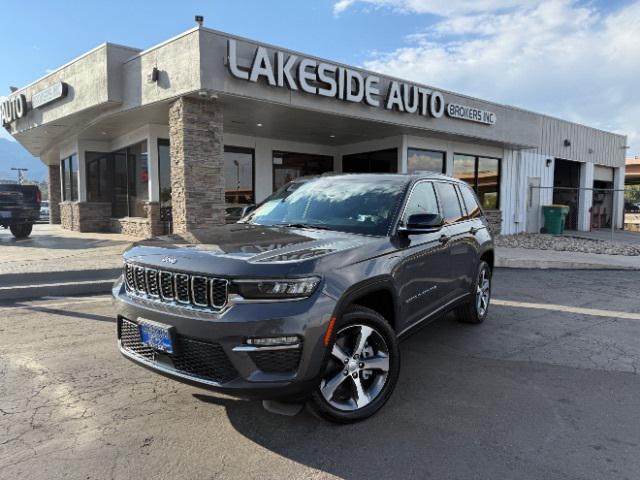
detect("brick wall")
(48, 165), (61, 224)
(169, 96), (225, 234)
(110, 202), (164, 238)
(59, 202), (111, 232)
(484, 209), (503, 236)
(60, 202), (74, 230)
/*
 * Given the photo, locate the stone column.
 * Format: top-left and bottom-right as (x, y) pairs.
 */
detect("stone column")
(144, 201), (164, 237)
(169, 96), (225, 235)
(48, 164), (61, 224)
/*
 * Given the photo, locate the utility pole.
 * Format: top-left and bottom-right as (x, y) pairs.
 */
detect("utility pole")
(11, 167), (28, 184)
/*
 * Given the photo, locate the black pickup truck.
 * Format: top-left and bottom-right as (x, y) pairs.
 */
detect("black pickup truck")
(0, 184), (41, 239)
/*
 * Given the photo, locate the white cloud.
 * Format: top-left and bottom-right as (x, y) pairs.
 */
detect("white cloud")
(334, 0), (540, 16)
(357, 0), (640, 155)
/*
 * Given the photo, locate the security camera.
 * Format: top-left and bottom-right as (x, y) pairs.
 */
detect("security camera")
(198, 90), (208, 98)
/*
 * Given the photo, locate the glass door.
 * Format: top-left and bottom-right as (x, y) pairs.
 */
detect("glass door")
(158, 139), (172, 233)
(112, 151), (128, 218)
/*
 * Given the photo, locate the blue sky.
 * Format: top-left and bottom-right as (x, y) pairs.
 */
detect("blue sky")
(1, 0), (639, 156)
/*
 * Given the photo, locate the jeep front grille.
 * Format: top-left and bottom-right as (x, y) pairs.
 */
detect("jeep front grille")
(124, 262), (228, 311)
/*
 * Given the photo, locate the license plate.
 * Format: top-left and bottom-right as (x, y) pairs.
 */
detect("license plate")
(0, 211), (10, 219)
(138, 319), (174, 354)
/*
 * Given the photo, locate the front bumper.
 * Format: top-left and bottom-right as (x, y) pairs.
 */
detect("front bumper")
(112, 279), (336, 400)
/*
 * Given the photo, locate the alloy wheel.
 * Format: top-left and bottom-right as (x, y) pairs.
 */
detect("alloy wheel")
(320, 324), (390, 411)
(476, 267), (491, 317)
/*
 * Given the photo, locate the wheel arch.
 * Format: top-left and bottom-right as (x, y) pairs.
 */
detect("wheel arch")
(331, 276), (399, 331)
(480, 248), (494, 272)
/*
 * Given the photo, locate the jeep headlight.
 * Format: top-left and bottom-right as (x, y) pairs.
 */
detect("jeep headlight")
(233, 277), (320, 300)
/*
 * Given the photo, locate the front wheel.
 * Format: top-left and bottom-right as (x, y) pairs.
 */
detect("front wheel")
(10, 222), (33, 239)
(309, 305), (400, 423)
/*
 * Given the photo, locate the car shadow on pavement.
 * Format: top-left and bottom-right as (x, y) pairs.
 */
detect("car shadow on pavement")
(21, 305), (115, 323)
(190, 316), (497, 480)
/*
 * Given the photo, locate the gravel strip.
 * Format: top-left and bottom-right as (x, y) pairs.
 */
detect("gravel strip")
(495, 233), (640, 256)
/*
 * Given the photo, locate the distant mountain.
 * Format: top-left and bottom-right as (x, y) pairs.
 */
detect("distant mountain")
(0, 138), (47, 182)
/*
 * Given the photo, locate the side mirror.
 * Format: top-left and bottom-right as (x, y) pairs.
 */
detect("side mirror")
(399, 213), (444, 235)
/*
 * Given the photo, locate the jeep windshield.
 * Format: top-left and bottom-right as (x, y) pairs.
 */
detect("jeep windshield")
(242, 176), (407, 236)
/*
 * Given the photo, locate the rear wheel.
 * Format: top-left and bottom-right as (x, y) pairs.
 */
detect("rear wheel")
(455, 260), (491, 324)
(10, 222), (33, 239)
(309, 305), (400, 423)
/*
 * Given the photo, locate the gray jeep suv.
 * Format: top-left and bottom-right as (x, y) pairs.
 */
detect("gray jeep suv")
(113, 173), (494, 422)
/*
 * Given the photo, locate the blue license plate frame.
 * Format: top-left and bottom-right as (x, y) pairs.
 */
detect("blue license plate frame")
(138, 319), (174, 354)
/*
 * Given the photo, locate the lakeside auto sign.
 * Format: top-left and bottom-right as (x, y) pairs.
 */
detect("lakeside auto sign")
(1, 95), (27, 127)
(1, 82), (68, 127)
(227, 39), (496, 126)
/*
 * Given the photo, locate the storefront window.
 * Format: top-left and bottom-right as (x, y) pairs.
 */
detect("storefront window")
(273, 151), (334, 190)
(61, 154), (78, 201)
(407, 148), (445, 174)
(86, 152), (112, 203)
(224, 146), (254, 205)
(453, 154), (500, 209)
(342, 149), (397, 173)
(84, 140), (149, 218)
(477, 157), (500, 210)
(452, 154), (476, 185)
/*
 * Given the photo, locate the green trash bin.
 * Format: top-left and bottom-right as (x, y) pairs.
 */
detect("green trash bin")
(542, 205), (570, 235)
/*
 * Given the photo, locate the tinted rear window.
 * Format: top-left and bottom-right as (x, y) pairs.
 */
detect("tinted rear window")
(459, 184), (482, 218)
(435, 182), (464, 223)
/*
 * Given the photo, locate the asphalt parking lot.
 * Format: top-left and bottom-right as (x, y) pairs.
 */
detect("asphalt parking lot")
(1, 269), (639, 480)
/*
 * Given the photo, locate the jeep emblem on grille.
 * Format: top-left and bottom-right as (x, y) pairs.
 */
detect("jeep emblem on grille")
(161, 256), (177, 264)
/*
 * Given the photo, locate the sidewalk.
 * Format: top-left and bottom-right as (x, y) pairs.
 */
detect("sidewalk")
(0, 224), (134, 275)
(496, 246), (640, 270)
(0, 224), (135, 300)
(1, 224), (638, 301)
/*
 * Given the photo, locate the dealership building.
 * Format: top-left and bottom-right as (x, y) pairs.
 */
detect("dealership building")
(2, 23), (628, 237)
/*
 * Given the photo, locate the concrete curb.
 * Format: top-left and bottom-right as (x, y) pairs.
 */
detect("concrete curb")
(0, 280), (116, 301)
(0, 268), (120, 301)
(495, 258), (639, 270)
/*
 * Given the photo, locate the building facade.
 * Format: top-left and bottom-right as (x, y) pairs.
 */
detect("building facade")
(2, 25), (628, 237)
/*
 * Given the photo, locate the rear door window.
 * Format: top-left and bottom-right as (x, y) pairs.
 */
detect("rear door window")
(434, 182), (464, 224)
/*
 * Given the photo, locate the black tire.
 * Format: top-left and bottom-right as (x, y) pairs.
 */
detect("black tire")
(455, 260), (491, 324)
(10, 222), (33, 239)
(308, 305), (400, 423)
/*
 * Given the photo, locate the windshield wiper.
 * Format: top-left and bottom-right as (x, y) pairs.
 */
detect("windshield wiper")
(277, 223), (333, 231)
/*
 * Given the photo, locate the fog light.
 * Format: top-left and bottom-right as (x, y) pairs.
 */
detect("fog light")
(246, 336), (299, 347)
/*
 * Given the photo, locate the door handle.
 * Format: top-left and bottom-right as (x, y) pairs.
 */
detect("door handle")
(439, 234), (449, 244)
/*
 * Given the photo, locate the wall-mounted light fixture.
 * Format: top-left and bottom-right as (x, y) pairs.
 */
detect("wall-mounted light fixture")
(147, 67), (159, 84)
(546, 158), (553, 167)
(563, 139), (571, 147)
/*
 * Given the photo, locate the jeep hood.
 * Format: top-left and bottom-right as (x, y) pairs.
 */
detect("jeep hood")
(123, 223), (379, 276)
